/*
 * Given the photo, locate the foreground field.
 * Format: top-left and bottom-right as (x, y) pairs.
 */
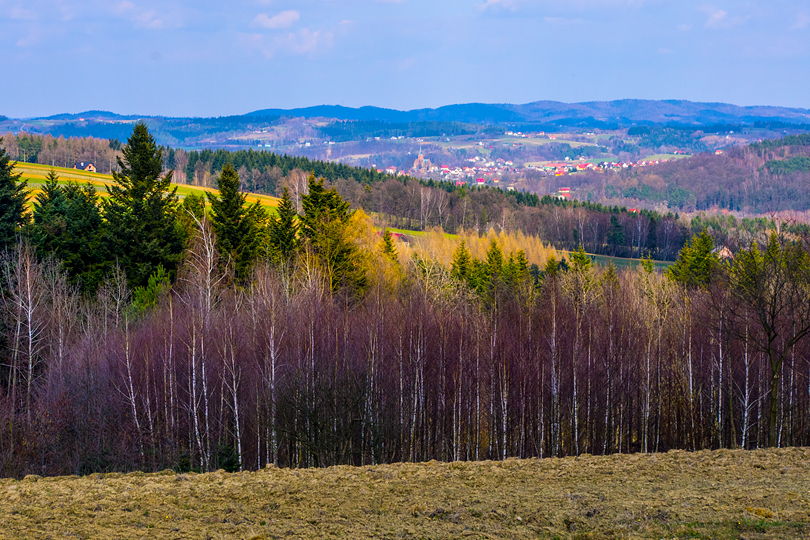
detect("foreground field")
(1, 448), (808, 539)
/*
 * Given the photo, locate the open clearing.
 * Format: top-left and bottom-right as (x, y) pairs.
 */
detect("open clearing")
(0, 448), (807, 539)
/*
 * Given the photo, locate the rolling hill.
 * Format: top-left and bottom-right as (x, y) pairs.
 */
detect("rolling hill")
(14, 162), (280, 210)
(3, 99), (810, 149)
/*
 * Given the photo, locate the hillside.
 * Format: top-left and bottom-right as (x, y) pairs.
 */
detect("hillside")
(1, 448), (807, 538)
(4, 99), (810, 149)
(570, 133), (810, 212)
(14, 162), (280, 210)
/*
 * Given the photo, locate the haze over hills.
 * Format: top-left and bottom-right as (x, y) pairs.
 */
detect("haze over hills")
(246, 99), (810, 126)
(6, 99), (810, 127)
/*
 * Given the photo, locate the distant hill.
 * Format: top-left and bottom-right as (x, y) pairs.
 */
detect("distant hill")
(573, 133), (810, 212)
(248, 99), (810, 126)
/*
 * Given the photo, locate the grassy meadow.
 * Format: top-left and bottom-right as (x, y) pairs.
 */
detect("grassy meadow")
(0, 448), (807, 539)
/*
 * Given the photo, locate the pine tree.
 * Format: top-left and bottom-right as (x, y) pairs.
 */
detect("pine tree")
(267, 187), (299, 264)
(29, 172), (107, 292)
(569, 244), (592, 272)
(0, 148), (28, 252)
(607, 214), (625, 247)
(29, 170), (68, 256)
(666, 231), (718, 288)
(450, 240), (472, 282)
(300, 176), (351, 239)
(300, 176), (365, 294)
(208, 163), (266, 282)
(484, 240), (504, 288)
(380, 229), (398, 263)
(103, 123), (184, 288)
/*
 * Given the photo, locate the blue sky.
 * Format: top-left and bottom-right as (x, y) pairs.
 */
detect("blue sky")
(2, 0), (809, 117)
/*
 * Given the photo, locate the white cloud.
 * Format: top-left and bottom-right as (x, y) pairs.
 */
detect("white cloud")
(480, 0), (645, 11)
(479, 0), (517, 12)
(253, 10), (300, 30)
(112, 1), (181, 30)
(700, 5), (746, 29)
(543, 16), (585, 25)
(242, 27), (334, 58)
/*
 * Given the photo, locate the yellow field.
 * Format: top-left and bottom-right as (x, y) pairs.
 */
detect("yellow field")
(0, 448), (807, 538)
(13, 162), (279, 210)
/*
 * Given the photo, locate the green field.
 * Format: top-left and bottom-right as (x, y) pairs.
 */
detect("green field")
(13, 162), (280, 210)
(0, 448), (807, 538)
(642, 153), (693, 161)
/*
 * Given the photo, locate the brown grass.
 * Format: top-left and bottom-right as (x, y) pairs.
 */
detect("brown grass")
(0, 448), (808, 538)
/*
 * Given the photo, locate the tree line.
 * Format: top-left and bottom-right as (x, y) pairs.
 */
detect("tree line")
(0, 124), (808, 477)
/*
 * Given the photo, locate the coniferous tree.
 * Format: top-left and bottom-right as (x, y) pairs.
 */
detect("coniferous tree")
(267, 187), (299, 264)
(208, 163), (266, 282)
(29, 170), (68, 255)
(0, 148), (28, 252)
(177, 193), (206, 238)
(103, 123), (184, 288)
(300, 176), (365, 294)
(450, 240), (472, 282)
(29, 172), (107, 292)
(666, 231), (718, 288)
(380, 229), (398, 263)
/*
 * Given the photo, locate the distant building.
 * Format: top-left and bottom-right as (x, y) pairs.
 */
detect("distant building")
(556, 187), (571, 199)
(713, 245), (734, 260)
(74, 161), (97, 173)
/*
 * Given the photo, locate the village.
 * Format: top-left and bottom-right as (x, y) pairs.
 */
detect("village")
(374, 149), (689, 197)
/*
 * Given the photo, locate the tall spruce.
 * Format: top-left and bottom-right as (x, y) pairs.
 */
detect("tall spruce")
(0, 148), (28, 252)
(380, 229), (398, 262)
(103, 123), (184, 288)
(208, 163), (266, 282)
(300, 176), (366, 294)
(267, 187), (299, 264)
(450, 240), (472, 282)
(666, 231), (718, 288)
(29, 172), (107, 292)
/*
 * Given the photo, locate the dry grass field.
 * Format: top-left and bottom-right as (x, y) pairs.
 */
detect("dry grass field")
(0, 448), (808, 539)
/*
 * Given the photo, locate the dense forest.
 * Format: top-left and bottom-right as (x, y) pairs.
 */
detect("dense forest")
(0, 132), (691, 259)
(0, 124), (808, 477)
(577, 133), (810, 212)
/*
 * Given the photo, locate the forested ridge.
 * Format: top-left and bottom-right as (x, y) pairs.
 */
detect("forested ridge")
(1, 131), (691, 260)
(582, 132), (810, 212)
(0, 124), (808, 477)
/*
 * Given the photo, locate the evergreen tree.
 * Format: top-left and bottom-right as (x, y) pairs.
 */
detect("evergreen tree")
(300, 176), (351, 239)
(300, 176), (365, 294)
(29, 170), (68, 256)
(607, 215), (625, 247)
(29, 173), (108, 292)
(208, 163), (266, 282)
(483, 240), (504, 288)
(666, 231), (718, 288)
(177, 193), (206, 238)
(0, 148), (28, 252)
(380, 229), (398, 263)
(267, 187), (299, 264)
(103, 123), (184, 288)
(450, 240), (472, 282)
(569, 244), (593, 272)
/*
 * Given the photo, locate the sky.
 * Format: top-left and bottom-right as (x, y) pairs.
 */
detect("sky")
(2, 0), (810, 117)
